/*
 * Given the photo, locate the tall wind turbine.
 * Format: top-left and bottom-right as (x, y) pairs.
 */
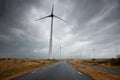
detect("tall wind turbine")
(35, 4), (67, 59)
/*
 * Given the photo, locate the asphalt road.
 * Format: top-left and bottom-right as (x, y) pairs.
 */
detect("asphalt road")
(11, 61), (94, 80)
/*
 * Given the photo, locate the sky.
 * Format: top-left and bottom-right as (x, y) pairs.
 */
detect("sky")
(0, 0), (120, 59)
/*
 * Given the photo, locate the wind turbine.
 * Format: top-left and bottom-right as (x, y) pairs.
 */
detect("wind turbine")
(59, 40), (62, 59)
(35, 4), (67, 59)
(93, 48), (96, 58)
(60, 45), (62, 59)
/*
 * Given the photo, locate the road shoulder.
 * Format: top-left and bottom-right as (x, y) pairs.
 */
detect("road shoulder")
(68, 61), (120, 80)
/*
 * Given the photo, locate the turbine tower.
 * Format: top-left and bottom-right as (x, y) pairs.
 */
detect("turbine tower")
(35, 4), (67, 59)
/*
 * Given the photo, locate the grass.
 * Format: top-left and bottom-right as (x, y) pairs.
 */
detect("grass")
(69, 58), (120, 71)
(0, 58), (59, 80)
(68, 62), (120, 80)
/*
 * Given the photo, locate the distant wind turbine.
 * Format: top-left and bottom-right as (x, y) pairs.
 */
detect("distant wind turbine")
(35, 4), (67, 59)
(60, 45), (62, 59)
(59, 40), (62, 59)
(93, 48), (96, 58)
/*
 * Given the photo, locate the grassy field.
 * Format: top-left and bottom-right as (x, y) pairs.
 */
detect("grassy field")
(69, 58), (120, 71)
(0, 58), (59, 80)
(69, 62), (120, 80)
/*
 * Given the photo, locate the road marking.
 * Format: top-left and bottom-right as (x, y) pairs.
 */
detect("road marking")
(78, 72), (82, 75)
(73, 67), (75, 70)
(32, 71), (36, 73)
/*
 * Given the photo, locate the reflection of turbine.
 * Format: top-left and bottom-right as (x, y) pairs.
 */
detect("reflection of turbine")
(35, 4), (67, 59)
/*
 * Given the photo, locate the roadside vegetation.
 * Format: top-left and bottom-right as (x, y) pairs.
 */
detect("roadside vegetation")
(68, 58), (120, 80)
(69, 62), (120, 80)
(0, 58), (59, 80)
(69, 58), (120, 71)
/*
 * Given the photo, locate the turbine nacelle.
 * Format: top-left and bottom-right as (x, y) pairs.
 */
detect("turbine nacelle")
(35, 4), (67, 23)
(35, 14), (67, 23)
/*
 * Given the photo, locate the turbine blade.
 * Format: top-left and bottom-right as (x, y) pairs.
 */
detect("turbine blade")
(54, 15), (67, 23)
(35, 15), (51, 21)
(51, 4), (54, 14)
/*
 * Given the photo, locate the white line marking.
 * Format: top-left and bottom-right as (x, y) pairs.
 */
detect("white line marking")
(32, 71), (36, 73)
(78, 72), (82, 75)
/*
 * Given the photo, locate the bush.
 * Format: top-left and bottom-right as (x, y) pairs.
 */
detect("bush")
(92, 58), (95, 61)
(110, 58), (120, 66)
(116, 54), (120, 59)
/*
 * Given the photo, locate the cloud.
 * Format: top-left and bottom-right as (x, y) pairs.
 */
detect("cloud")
(0, 0), (120, 58)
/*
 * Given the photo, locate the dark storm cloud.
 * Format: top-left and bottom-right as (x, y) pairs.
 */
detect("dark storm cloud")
(0, 0), (42, 32)
(0, 0), (49, 58)
(58, 0), (120, 58)
(0, 0), (120, 58)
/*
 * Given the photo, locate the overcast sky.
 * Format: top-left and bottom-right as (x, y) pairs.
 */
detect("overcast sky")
(0, 0), (120, 59)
